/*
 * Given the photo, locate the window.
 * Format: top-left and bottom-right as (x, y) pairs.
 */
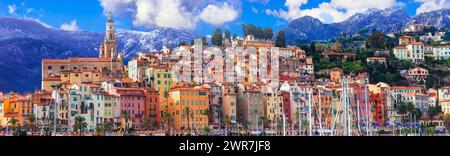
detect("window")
(85, 74), (89, 77)
(60, 66), (65, 70)
(48, 66), (53, 70)
(75, 74), (79, 77)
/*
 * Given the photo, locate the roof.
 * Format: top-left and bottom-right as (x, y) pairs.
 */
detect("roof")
(391, 86), (423, 90)
(411, 42), (424, 45)
(114, 88), (144, 91)
(400, 36), (414, 39)
(80, 84), (101, 88)
(439, 86), (450, 89)
(43, 57), (118, 64)
(394, 46), (407, 49)
(367, 57), (386, 60)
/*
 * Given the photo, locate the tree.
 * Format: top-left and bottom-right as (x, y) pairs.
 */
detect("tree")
(202, 36), (208, 46)
(256, 26), (264, 39)
(275, 31), (286, 47)
(163, 112), (173, 136)
(73, 116), (86, 136)
(27, 115), (37, 134)
(144, 118), (154, 131)
(232, 34), (238, 40)
(103, 120), (113, 134)
(203, 109), (213, 125)
(242, 24), (257, 37)
(8, 117), (19, 134)
(121, 110), (131, 131)
(183, 106), (194, 134)
(224, 30), (231, 41)
(179, 42), (187, 46)
(396, 102), (414, 123)
(366, 31), (386, 49)
(358, 29), (369, 36)
(331, 41), (343, 53)
(202, 126), (211, 136)
(264, 27), (273, 40)
(211, 28), (223, 46)
(428, 106), (441, 126)
(444, 114), (450, 134)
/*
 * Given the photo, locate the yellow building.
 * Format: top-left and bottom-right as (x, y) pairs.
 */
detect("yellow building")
(221, 84), (237, 126)
(2, 94), (33, 126)
(263, 91), (283, 127)
(146, 64), (174, 100)
(166, 86), (210, 130)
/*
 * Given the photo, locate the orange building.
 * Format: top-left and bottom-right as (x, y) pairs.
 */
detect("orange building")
(3, 94), (33, 126)
(330, 68), (344, 83)
(166, 86), (210, 130)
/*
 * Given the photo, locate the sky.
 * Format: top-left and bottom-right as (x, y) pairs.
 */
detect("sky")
(0, 0), (448, 36)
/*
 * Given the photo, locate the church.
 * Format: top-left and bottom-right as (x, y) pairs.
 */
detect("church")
(41, 13), (125, 91)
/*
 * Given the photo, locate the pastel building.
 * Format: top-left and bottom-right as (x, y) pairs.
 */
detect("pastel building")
(393, 42), (425, 62)
(115, 88), (147, 129)
(167, 86), (210, 130)
(221, 83), (237, 127)
(433, 44), (450, 60)
(237, 84), (264, 130)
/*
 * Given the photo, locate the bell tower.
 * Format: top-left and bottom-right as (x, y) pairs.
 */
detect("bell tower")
(99, 12), (117, 60)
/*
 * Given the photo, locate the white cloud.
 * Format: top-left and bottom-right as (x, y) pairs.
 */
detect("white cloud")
(252, 6), (259, 14)
(99, 0), (241, 29)
(8, 4), (17, 14)
(60, 20), (80, 31)
(266, 0), (402, 23)
(415, 0), (450, 15)
(199, 3), (239, 25)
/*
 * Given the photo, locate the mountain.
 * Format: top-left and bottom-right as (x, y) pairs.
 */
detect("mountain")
(336, 8), (411, 35)
(284, 16), (339, 44)
(406, 9), (450, 30)
(0, 16), (197, 93)
(284, 8), (449, 45)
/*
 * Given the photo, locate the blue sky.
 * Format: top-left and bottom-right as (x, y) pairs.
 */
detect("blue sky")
(0, 0), (447, 36)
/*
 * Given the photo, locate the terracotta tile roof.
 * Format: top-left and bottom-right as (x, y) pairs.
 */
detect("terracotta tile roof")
(367, 57), (386, 60)
(42, 59), (69, 63)
(391, 86), (423, 90)
(395, 46), (407, 49)
(411, 42), (424, 45)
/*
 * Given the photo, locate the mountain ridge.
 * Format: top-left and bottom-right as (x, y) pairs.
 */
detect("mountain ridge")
(284, 8), (450, 45)
(0, 16), (197, 93)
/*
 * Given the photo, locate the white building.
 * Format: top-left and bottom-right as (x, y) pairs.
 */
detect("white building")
(433, 44), (450, 60)
(393, 42), (425, 63)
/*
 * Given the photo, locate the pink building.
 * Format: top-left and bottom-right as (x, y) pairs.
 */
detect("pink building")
(114, 88), (147, 129)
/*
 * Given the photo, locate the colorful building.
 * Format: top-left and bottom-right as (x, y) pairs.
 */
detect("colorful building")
(114, 87), (147, 129)
(167, 86), (210, 130)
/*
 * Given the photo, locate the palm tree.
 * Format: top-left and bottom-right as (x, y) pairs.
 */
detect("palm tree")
(258, 116), (268, 135)
(202, 126), (211, 136)
(120, 110), (131, 132)
(27, 115), (37, 134)
(427, 106), (441, 126)
(163, 112), (173, 136)
(443, 114), (450, 134)
(103, 121), (114, 135)
(396, 102), (414, 124)
(73, 116), (86, 136)
(183, 106), (194, 134)
(8, 117), (19, 134)
(203, 109), (213, 125)
(95, 125), (104, 136)
(143, 118), (154, 131)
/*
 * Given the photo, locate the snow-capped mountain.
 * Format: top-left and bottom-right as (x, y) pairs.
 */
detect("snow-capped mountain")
(406, 9), (450, 30)
(0, 16), (197, 93)
(284, 8), (449, 45)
